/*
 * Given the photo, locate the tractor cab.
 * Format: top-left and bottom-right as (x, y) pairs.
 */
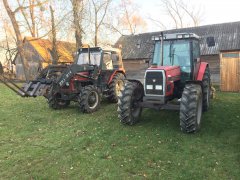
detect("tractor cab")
(151, 33), (201, 82)
(74, 47), (125, 86)
(76, 47), (124, 71)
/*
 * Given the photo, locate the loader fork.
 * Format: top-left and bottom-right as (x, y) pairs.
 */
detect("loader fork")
(0, 74), (28, 97)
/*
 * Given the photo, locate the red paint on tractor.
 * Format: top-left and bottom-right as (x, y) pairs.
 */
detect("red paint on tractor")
(197, 62), (208, 81)
(70, 72), (90, 91)
(164, 66), (181, 96)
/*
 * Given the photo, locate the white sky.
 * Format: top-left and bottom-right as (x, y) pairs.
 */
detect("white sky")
(137, 0), (240, 32)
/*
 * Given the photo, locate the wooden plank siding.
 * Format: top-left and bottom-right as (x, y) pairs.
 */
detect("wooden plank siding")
(220, 51), (240, 92)
(201, 55), (220, 84)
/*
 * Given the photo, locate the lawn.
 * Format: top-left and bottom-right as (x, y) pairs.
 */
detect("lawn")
(0, 84), (239, 179)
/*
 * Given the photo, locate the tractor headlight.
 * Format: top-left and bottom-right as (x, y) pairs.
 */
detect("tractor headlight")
(155, 85), (163, 90)
(146, 85), (153, 90)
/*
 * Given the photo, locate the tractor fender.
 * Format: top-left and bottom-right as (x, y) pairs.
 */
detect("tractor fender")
(107, 70), (126, 84)
(196, 62), (208, 81)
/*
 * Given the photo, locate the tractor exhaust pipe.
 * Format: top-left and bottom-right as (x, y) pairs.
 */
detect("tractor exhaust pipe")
(160, 32), (164, 66)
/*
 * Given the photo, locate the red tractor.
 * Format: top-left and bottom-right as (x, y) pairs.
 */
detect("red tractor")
(118, 33), (214, 133)
(0, 46), (126, 113)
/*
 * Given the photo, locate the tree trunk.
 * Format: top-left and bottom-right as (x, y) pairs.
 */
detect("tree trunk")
(95, 12), (98, 46)
(71, 0), (83, 51)
(3, 0), (29, 81)
(50, 5), (58, 65)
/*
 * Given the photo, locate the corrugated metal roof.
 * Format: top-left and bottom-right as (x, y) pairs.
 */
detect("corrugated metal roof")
(25, 37), (76, 63)
(115, 21), (240, 59)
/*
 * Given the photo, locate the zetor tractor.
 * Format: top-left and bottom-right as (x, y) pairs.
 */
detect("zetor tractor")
(118, 33), (214, 133)
(0, 46), (125, 113)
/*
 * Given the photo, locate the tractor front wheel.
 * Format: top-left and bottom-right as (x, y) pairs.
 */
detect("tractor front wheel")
(118, 81), (144, 125)
(79, 85), (101, 113)
(107, 73), (125, 103)
(180, 84), (203, 133)
(48, 94), (70, 109)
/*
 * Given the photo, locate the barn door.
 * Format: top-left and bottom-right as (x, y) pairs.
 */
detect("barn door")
(220, 52), (240, 92)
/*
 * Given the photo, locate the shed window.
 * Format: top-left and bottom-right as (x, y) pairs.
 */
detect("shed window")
(222, 53), (239, 58)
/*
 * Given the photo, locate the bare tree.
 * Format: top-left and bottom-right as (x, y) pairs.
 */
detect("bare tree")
(105, 0), (147, 36)
(159, 0), (203, 28)
(49, 5), (58, 65)
(91, 0), (111, 46)
(3, 0), (29, 80)
(119, 0), (147, 35)
(70, 0), (84, 50)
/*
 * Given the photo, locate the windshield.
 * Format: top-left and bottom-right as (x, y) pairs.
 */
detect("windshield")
(152, 40), (191, 72)
(77, 52), (101, 66)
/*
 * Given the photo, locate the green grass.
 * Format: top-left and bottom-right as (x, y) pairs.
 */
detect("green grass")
(0, 84), (239, 179)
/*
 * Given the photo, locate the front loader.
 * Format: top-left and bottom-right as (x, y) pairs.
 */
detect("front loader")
(0, 46), (126, 113)
(118, 33), (215, 133)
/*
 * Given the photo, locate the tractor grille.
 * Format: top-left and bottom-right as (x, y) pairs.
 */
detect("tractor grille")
(145, 71), (164, 96)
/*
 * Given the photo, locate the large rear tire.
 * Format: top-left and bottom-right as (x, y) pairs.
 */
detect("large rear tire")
(79, 85), (101, 113)
(180, 84), (203, 133)
(107, 73), (125, 103)
(202, 66), (211, 112)
(118, 81), (144, 125)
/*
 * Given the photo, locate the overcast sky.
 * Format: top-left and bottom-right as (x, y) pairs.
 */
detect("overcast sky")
(138, 0), (240, 32)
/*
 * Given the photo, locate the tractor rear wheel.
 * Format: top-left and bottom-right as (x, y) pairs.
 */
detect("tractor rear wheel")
(118, 81), (144, 125)
(79, 85), (100, 113)
(48, 94), (70, 109)
(107, 73), (125, 103)
(180, 84), (203, 133)
(202, 66), (211, 111)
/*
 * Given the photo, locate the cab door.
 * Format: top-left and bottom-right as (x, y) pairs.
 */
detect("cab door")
(100, 52), (114, 84)
(192, 40), (201, 80)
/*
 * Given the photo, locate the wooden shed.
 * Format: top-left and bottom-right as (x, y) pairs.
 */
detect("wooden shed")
(220, 51), (240, 92)
(14, 37), (76, 80)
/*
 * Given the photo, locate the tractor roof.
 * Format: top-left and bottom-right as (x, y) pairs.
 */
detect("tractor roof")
(80, 47), (121, 54)
(152, 33), (200, 41)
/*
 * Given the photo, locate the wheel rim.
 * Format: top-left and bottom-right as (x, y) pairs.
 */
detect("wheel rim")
(115, 80), (124, 97)
(197, 95), (203, 125)
(88, 91), (99, 109)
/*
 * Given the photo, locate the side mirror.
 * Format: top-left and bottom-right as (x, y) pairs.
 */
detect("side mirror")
(206, 37), (215, 47)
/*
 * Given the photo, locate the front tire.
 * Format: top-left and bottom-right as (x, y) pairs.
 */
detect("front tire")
(107, 73), (125, 103)
(118, 81), (144, 125)
(180, 84), (203, 133)
(79, 85), (101, 113)
(202, 66), (211, 111)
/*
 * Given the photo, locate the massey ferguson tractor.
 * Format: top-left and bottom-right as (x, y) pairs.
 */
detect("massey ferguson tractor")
(0, 46), (125, 113)
(118, 33), (214, 133)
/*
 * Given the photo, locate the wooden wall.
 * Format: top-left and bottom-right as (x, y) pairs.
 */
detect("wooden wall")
(220, 51), (240, 92)
(201, 54), (220, 84)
